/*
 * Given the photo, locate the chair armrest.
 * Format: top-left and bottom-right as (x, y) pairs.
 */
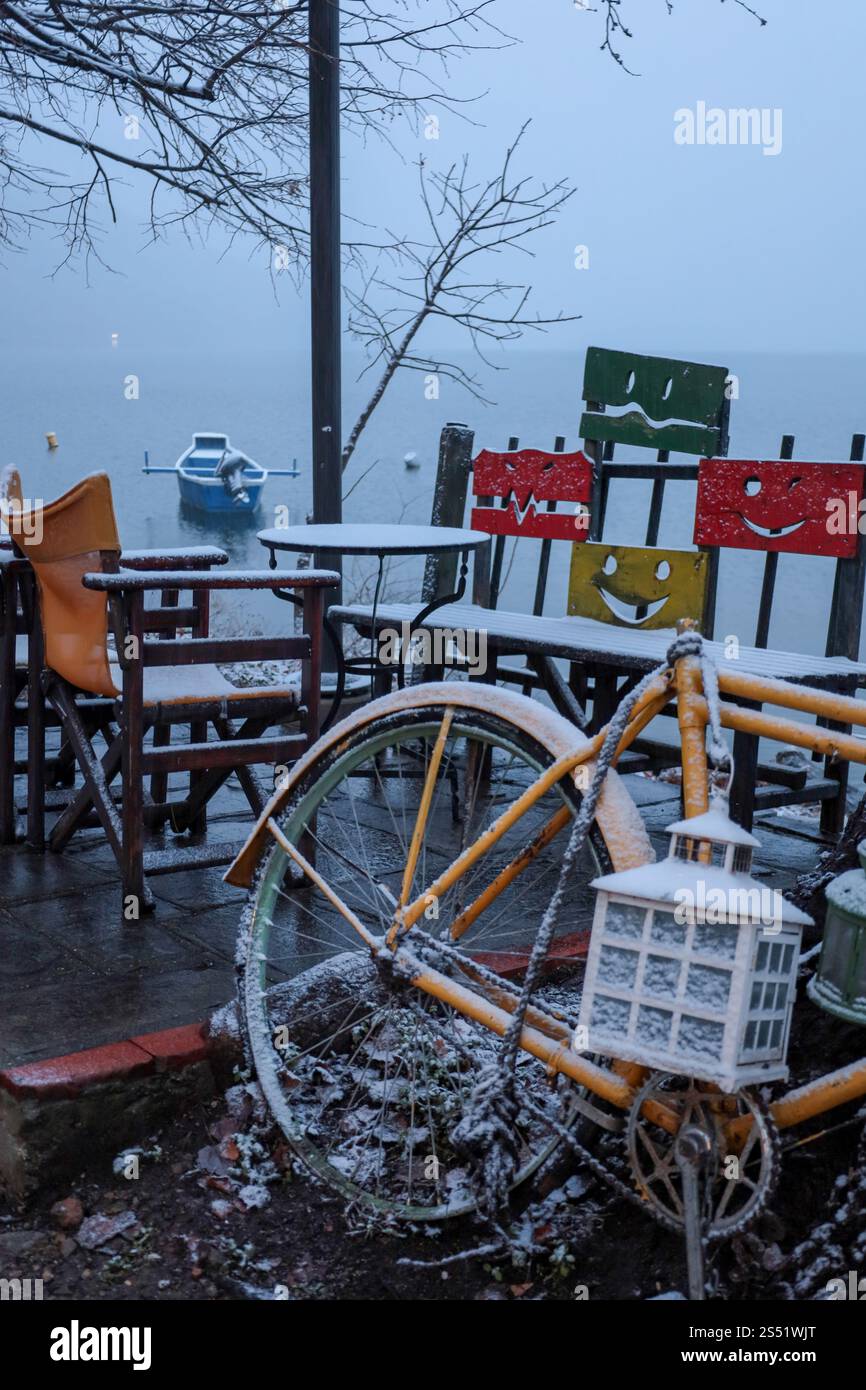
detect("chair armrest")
(120, 546), (230, 570)
(83, 568), (340, 592)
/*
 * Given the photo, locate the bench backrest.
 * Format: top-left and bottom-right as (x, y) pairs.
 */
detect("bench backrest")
(470, 447), (591, 540)
(581, 346), (732, 548)
(693, 439), (866, 656)
(469, 438), (591, 610)
(567, 541), (713, 633)
(580, 346), (731, 457)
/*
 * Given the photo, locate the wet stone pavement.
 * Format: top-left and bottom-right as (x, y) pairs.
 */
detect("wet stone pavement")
(0, 734), (831, 1069)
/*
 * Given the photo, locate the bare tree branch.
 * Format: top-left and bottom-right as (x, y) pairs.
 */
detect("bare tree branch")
(584, 0), (766, 75)
(342, 124), (576, 471)
(0, 0), (506, 262)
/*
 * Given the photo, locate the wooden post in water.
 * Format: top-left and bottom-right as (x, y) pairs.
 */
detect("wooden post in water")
(309, 0), (342, 668)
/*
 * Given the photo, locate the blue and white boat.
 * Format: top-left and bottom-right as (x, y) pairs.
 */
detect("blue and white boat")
(144, 433), (299, 513)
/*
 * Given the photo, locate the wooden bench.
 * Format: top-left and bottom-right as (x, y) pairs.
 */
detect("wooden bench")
(337, 350), (866, 832)
(336, 436), (866, 831)
(341, 345), (735, 724)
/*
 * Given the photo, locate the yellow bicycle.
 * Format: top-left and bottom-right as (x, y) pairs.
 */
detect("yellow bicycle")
(227, 630), (866, 1239)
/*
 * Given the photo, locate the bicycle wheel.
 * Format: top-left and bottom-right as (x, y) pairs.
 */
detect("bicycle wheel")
(239, 698), (623, 1220)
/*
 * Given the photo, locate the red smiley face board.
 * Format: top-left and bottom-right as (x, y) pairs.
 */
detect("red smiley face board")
(694, 458), (866, 558)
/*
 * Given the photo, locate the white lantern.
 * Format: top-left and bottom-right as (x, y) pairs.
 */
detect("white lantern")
(577, 801), (812, 1092)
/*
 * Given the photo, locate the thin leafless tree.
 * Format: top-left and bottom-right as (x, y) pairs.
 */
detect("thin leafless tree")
(342, 125), (575, 470)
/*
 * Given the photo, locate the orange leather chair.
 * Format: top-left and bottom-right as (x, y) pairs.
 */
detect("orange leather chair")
(1, 469), (230, 847)
(8, 472), (336, 918)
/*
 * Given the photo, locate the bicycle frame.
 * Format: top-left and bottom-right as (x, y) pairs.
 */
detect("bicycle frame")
(262, 649), (866, 1143)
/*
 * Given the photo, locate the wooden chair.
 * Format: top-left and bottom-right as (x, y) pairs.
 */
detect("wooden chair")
(7, 472), (336, 917)
(693, 441), (866, 831)
(1, 467), (229, 847)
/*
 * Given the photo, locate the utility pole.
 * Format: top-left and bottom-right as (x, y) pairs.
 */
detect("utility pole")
(308, 0), (342, 658)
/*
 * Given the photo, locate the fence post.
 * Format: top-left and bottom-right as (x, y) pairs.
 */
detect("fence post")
(421, 422), (476, 604)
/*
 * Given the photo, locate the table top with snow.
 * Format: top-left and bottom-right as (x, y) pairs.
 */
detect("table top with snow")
(257, 523), (489, 555)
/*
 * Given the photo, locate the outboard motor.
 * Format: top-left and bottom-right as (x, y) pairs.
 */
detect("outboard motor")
(216, 448), (250, 506)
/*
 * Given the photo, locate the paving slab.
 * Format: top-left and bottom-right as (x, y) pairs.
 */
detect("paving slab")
(0, 759), (828, 1072)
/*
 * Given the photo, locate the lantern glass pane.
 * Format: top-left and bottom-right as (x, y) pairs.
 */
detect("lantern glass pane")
(677, 1014), (724, 1061)
(686, 963), (731, 1010)
(650, 911), (686, 946)
(591, 994), (631, 1033)
(598, 944), (639, 990)
(605, 902), (645, 940)
(740, 925), (799, 1063)
(644, 954), (681, 999)
(636, 1005), (673, 1049)
(694, 921), (739, 960)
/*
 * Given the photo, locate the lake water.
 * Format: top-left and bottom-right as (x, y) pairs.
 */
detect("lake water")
(4, 346), (866, 660)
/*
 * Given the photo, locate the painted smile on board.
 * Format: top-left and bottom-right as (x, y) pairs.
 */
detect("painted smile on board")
(737, 514), (807, 540)
(596, 590), (670, 626)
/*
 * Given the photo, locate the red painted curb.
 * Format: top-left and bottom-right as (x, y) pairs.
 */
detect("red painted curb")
(131, 1023), (210, 1071)
(0, 1041), (154, 1100)
(469, 930), (590, 981)
(0, 1021), (211, 1099)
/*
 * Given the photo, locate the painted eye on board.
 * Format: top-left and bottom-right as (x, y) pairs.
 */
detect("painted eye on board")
(788, 477), (802, 491)
(655, 559), (671, 581)
(603, 553), (618, 575)
(744, 477), (762, 496)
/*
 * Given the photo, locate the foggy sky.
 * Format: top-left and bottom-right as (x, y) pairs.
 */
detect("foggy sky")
(4, 0), (864, 363)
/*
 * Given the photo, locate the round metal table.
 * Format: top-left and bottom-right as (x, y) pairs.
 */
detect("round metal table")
(258, 523), (490, 727)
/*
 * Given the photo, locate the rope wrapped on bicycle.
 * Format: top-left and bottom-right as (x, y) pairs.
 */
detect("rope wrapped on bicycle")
(450, 630), (733, 1222)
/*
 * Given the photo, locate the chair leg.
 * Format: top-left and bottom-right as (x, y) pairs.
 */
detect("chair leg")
(52, 737), (78, 788)
(50, 731), (123, 852)
(591, 668), (619, 733)
(730, 729), (759, 833)
(170, 715), (271, 832)
(150, 722), (170, 805)
(46, 681), (124, 861)
(820, 724), (850, 836)
(531, 654), (588, 730)
(26, 634), (46, 850)
(213, 715), (266, 818)
(188, 717), (208, 833)
(120, 616), (150, 919)
(0, 576), (15, 844)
